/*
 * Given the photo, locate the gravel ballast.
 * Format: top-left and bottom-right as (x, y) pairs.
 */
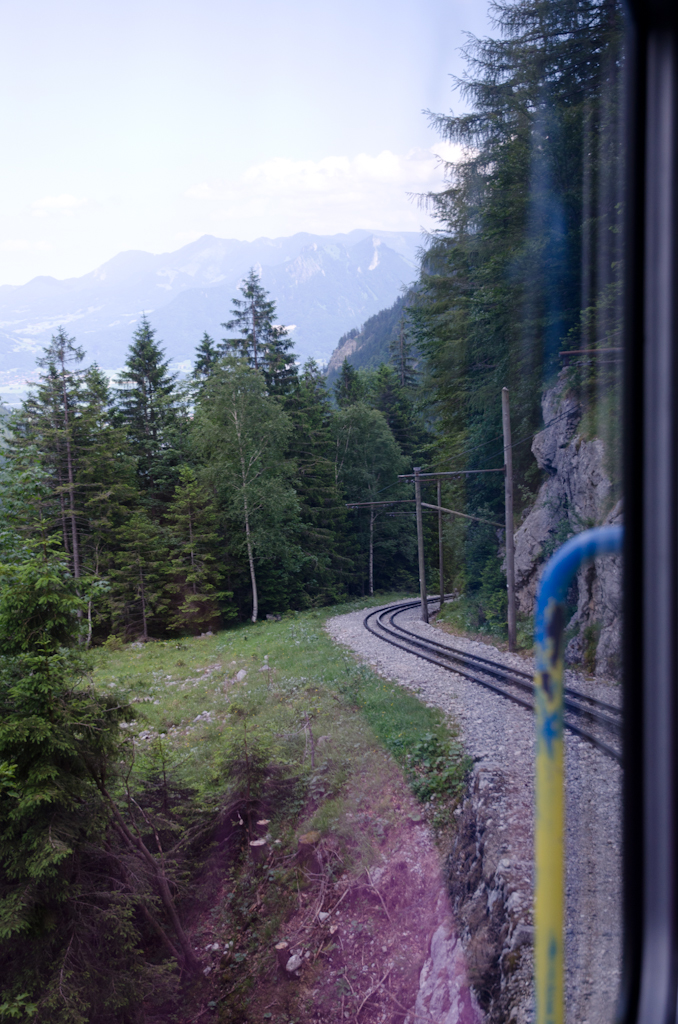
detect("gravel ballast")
(326, 599), (623, 1024)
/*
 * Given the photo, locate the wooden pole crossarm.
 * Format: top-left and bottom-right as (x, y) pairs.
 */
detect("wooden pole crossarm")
(420, 502), (504, 529)
(398, 469), (505, 479)
(345, 500), (415, 508)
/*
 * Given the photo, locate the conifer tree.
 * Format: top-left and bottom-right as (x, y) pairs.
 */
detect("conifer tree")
(221, 270), (297, 395)
(334, 359), (364, 408)
(165, 465), (232, 632)
(333, 404), (411, 595)
(389, 316), (418, 388)
(115, 317), (183, 504)
(109, 509), (170, 639)
(193, 332), (220, 381)
(11, 329), (87, 579)
(284, 359), (353, 602)
(77, 364), (137, 640)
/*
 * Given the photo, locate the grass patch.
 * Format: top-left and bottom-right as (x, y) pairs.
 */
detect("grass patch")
(87, 593), (470, 1021)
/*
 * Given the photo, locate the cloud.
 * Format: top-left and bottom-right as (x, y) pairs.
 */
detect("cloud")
(184, 146), (466, 234)
(0, 239), (50, 252)
(32, 194), (88, 218)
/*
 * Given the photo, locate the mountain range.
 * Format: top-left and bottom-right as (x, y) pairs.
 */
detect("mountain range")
(0, 229), (420, 398)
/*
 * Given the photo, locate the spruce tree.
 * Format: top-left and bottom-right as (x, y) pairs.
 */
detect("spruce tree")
(165, 465), (233, 633)
(193, 332), (220, 381)
(77, 365), (137, 641)
(389, 316), (418, 389)
(115, 317), (183, 505)
(11, 329), (87, 579)
(333, 404), (412, 595)
(334, 359), (364, 408)
(284, 359), (353, 603)
(221, 270), (297, 395)
(109, 509), (170, 640)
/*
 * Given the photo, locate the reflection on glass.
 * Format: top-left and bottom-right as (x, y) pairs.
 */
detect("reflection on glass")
(412, 1), (626, 1020)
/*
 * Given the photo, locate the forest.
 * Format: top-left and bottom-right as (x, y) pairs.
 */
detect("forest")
(0, 0), (625, 1018)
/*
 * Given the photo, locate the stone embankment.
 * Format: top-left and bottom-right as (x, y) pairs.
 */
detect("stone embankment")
(513, 375), (622, 677)
(326, 603), (622, 1024)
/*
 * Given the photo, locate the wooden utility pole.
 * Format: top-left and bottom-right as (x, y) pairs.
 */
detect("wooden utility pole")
(502, 388), (517, 651)
(414, 467), (429, 623)
(437, 479), (445, 610)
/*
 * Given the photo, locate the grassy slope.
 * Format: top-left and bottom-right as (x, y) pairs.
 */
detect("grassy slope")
(89, 595), (471, 1022)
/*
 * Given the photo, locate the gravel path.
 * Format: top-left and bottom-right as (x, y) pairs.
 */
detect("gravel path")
(326, 600), (623, 1024)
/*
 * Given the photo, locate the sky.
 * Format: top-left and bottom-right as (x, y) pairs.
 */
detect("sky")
(0, 0), (493, 286)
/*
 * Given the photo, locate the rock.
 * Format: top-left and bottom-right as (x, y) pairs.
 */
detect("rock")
(203, 965), (212, 977)
(512, 373), (622, 677)
(235, 669), (247, 682)
(511, 924), (534, 950)
(318, 911), (329, 922)
(404, 923), (481, 1024)
(285, 953), (303, 974)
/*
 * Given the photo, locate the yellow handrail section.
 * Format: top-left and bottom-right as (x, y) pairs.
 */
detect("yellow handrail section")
(533, 526), (623, 1024)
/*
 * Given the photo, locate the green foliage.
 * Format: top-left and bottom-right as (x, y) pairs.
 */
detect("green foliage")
(221, 269), (297, 396)
(109, 508), (171, 639)
(193, 360), (301, 622)
(0, 544), (146, 1022)
(115, 316), (185, 504)
(193, 332), (220, 381)
(165, 465), (234, 632)
(409, 0), (624, 624)
(406, 733), (470, 803)
(282, 360), (354, 605)
(334, 359), (365, 408)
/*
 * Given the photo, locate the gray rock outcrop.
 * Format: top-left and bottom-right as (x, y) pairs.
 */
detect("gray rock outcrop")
(513, 376), (622, 677)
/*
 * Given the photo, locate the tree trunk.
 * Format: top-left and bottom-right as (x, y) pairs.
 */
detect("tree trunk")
(61, 374), (80, 580)
(245, 509), (258, 624)
(234, 406), (259, 623)
(139, 559), (148, 640)
(93, 778), (201, 975)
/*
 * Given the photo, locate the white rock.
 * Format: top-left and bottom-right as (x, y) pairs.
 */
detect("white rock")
(318, 911), (329, 922)
(236, 669), (247, 681)
(285, 953), (303, 973)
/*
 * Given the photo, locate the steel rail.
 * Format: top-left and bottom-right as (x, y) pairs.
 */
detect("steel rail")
(362, 598), (621, 761)
(386, 604), (622, 719)
(379, 604), (620, 736)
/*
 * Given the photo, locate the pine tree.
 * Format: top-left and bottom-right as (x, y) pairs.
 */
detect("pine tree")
(389, 315), (418, 389)
(193, 332), (220, 381)
(11, 329), (87, 579)
(334, 359), (364, 408)
(165, 466), (233, 633)
(221, 270), (297, 395)
(77, 364), (137, 641)
(115, 317), (184, 505)
(193, 361), (299, 623)
(109, 509), (170, 640)
(333, 404), (411, 595)
(284, 360), (353, 603)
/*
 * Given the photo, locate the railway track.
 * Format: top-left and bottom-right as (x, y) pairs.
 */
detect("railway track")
(363, 597), (622, 761)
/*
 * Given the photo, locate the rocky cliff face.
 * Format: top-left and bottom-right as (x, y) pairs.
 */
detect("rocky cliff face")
(513, 377), (622, 677)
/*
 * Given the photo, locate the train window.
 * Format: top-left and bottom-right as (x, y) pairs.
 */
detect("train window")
(406, 2), (628, 1021)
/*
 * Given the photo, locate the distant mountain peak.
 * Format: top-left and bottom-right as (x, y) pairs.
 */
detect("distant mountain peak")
(0, 229), (421, 402)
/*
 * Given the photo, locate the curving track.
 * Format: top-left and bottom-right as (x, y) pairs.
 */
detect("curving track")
(363, 597), (622, 761)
